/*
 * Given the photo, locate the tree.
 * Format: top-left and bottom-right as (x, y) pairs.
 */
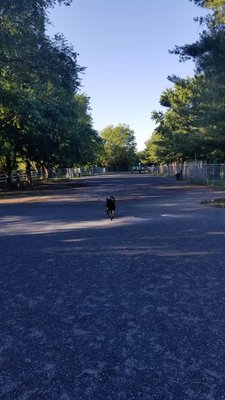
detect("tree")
(101, 124), (137, 168)
(169, 1), (225, 161)
(190, 0), (225, 24)
(0, 32), (83, 171)
(0, 0), (96, 175)
(60, 94), (103, 167)
(150, 75), (208, 161)
(146, 0), (225, 164)
(144, 132), (172, 164)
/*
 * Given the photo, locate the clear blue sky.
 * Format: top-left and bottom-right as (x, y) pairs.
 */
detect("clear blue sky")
(47, 0), (206, 151)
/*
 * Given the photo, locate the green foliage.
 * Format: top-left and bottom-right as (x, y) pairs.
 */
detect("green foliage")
(144, 133), (170, 164)
(101, 124), (137, 168)
(190, 0), (225, 24)
(136, 150), (149, 166)
(144, 0), (225, 164)
(61, 94), (103, 167)
(0, 0), (101, 174)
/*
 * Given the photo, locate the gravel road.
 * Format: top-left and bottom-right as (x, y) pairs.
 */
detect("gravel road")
(1, 174), (225, 400)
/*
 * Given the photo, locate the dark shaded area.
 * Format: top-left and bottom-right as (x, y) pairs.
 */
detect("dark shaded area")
(0, 179), (88, 197)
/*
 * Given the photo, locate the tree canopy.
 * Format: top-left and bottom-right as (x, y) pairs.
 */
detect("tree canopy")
(0, 0), (102, 175)
(144, 0), (225, 164)
(100, 124), (137, 168)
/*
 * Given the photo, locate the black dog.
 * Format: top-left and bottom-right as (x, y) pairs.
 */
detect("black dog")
(106, 196), (116, 220)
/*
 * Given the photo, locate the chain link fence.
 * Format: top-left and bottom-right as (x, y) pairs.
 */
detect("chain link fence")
(157, 162), (225, 187)
(1, 162), (225, 190)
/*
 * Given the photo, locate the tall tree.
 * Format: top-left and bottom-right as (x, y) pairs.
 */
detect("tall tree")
(150, 76), (208, 161)
(60, 94), (103, 167)
(0, 0), (92, 174)
(146, 0), (225, 163)
(144, 132), (173, 164)
(101, 124), (137, 168)
(170, 1), (225, 161)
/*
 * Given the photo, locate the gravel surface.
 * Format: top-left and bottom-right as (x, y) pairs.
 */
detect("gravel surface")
(1, 174), (225, 400)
